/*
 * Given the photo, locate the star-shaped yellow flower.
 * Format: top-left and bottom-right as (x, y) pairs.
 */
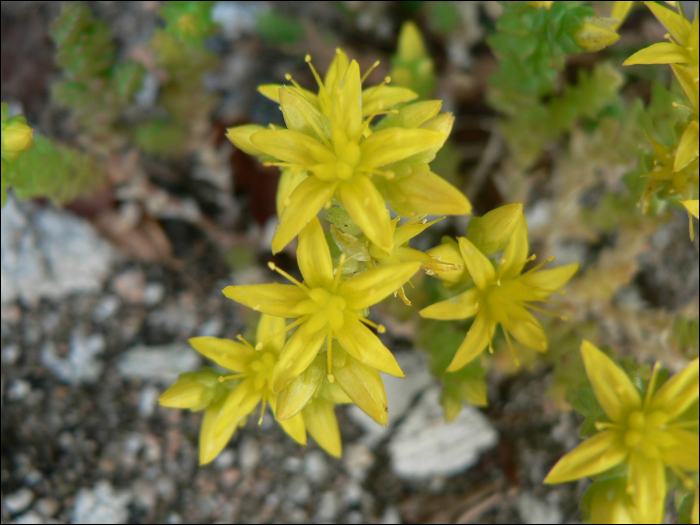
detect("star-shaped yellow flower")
(223, 217), (421, 393)
(420, 215), (578, 371)
(545, 340), (699, 524)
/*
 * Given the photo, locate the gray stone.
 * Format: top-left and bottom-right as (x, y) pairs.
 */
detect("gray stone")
(147, 305), (197, 336)
(286, 476), (311, 505)
(197, 317), (223, 337)
(1, 198), (116, 305)
(13, 510), (44, 524)
(238, 436), (260, 473)
(42, 331), (106, 385)
(71, 480), (131, 524)
(283, 457), (303, 474)
(1, 343), (20, 365)
(343, 443), (374, 482)
(314, 491), (339, 523)
(117, 344), (200, 384)
(137, 385), (160, 418)
(92, 296), (120, 323)
(341, 481), (363, 507)
(387, 387), (498, 480)
(142, 282), (165, 306)
(213, 449), (236, 470)
(348, 351), (432, 448)
(111, 269), (145, 304)
(211, 1), (261, 40)
(303, 450), (329, 486)
(34, 498), (60, 519)
(5, 487), (34, 515)
(7, 379), (31, 401)
(516, 492), (563, 525)
(380, 506), (402, 525)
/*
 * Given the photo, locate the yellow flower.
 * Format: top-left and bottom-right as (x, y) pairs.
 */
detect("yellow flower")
(420, 215), (578, 371)
(223, 217), (421, 394)
(572, 17), (621, 52)
(527, 1), (554, 8)
(682, 199), (700, 219)
(545, 340), (700, 524)
(226, 50), (468, 254)
(1, 103), (34, 171)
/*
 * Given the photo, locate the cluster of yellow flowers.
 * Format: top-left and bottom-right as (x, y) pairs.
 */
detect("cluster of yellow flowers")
(623, 1), (699, 229)
(160, 48), (578, 462)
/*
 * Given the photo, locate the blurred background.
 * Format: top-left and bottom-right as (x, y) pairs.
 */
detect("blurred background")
(1, 1), (698, 523)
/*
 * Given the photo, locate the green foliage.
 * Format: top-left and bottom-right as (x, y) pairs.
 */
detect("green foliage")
(391, 21), (436, 99)
(256, 10), (304, 44)
(160, 1), (219, 42)
(134, 120), (188, 158)
(673, 316), (700, 356)
(49, 2), (145, 136)
(487, 1), (592, 103)
(4, 135), (104, 205)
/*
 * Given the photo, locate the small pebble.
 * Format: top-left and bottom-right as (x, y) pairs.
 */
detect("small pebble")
(34, 498), (60, 518)
(283, 456), (302, 474)
(7, 379), (31, 401)
(1, 344), (20, 365)
(214, 449), (236, 470)
(92, 296), (121, 322)
(238, 437), (260, 473)
(314, 491), (339, 522)
(112, 269), (146, 304)
(303, 450), (329, 486)
(5, 487), (34, 515)
(142, 282), (165, 306)
(138, 386), (160, 418)
(380, 505), (402, 524)
(13, 510), (44, 524)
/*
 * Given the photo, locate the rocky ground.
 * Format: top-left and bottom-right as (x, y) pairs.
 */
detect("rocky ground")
(2, 1), (697, 524)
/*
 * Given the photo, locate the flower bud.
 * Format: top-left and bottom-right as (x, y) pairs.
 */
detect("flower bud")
(159, 369), (220, 411)
(572, 17), (620, 52)
(225, 124), (267, 156)
(527, 1), (553, 8)
(2, 113), (34, 165)
(580, 478), (635, 524)
(275, 354), (326, 420)
(466, 203), (524, 254)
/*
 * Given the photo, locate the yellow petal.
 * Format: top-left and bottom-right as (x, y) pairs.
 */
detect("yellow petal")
(543, 430), (627, 483)
(674, 120), (699, 172)
(644, 0), (692, 44)
(199, 397), (237, 465)
(572, 17), (620, 52)
(250, 129), (335, 167)
(274, 354), (326, 420)
(457, 237), (496, 291)
(466, 203), (523, 254)
(334, 352), (388, 425)
(276, 411), (307, 445)
(360, 128), (444, 169)
(280, 87), (329, 143)
(383, 169), (472, 217)
(188, 336), (254, 372)
(693, 487), (699, 524)
(323, 49), (350, 102)
(332, 60), (363, 141)
(681, 200), (700, 220)
(393, 217), (443, 247)
(225, 124), (267, 156)
(256, 314), (288, 354)
(321, 381), (353, 404)
(214, 379), (262, 437)
(378, 100), (442, 129)
(272, 323), (326, 393)
(303, 398), (342, 457)
(338, 175), (394, 253)
(671, 64), (699, 112)
(627, 451), (666, 524)
(504, 305), (548, 353)
(272, 176), (338, 254)
(419, 287), (481, 320)
(258, 83), (283, 103)
(649, 357), (699, 419)
(335, 315), (404, 377)
(338, 261), (421, 310)
(610, 1), (633, 29)
(581, 340), (642, 422)
(276, 168), (308, 216)
(497, 215), (529, 280)
(158, 371), (218, 410)
(362, 85), (418, 116)
(222, 283), (308, 317)
(446, 311), (496, 372)
(297, 217), (335, 289)
(517, 263), (579, 298)
(659, 427), (699, 468)
(623, 41), (689, 65)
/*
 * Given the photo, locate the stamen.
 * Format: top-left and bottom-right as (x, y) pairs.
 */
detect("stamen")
(258, 395), (267, 425)
(326, 328), (335, 383)
(527, 303), (568, 321)
(643, 361), (663, 409)
(523, 255), (554, 275)
(284, 73), (304, 92)
(255, 316), (307, 350)
(219, 373), (247, 382)
(357, 314), (386, 333)
(332, 254), (348, 292)
(268, 261), (310, 292)
(305, 54), (326, 95)
(237, 334), (256, 350)
(361, 60), (381, 84)
(503, 328), (520, 367)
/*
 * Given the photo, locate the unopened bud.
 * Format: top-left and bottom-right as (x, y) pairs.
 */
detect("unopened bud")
(2, 115), (34, 162)
(466, 203), (524, 254)
(225, 124), (266, 156)
(158, 369), (220, 411)
(572, 17), (620, 52)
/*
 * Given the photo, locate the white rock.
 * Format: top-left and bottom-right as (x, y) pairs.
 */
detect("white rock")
(343, 443), (375, 482)
(117, 344), (200, 384)
(42, 331), (106, 385)
(211, 1), (261, 40)
(303, 450), (329, 486)
(238, 436), (260, 473)
(13, 510), (44, 524)
(1, 198), (116, 305)
(387, 387), (498, 480)
(380, 505), (402, 525)
(516, 491), (563, 525)
(138, 385), (160, 418)
(4, 487), (34, 515)
(314, 491), (339, 523)
(72, 480), (131, 524)
(348, 351), (432, 448)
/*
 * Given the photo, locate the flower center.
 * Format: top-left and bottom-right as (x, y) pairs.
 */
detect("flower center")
(307, 287), (347, 331)
(249, 351), (276, 392)
(624, 409), (669, 458)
